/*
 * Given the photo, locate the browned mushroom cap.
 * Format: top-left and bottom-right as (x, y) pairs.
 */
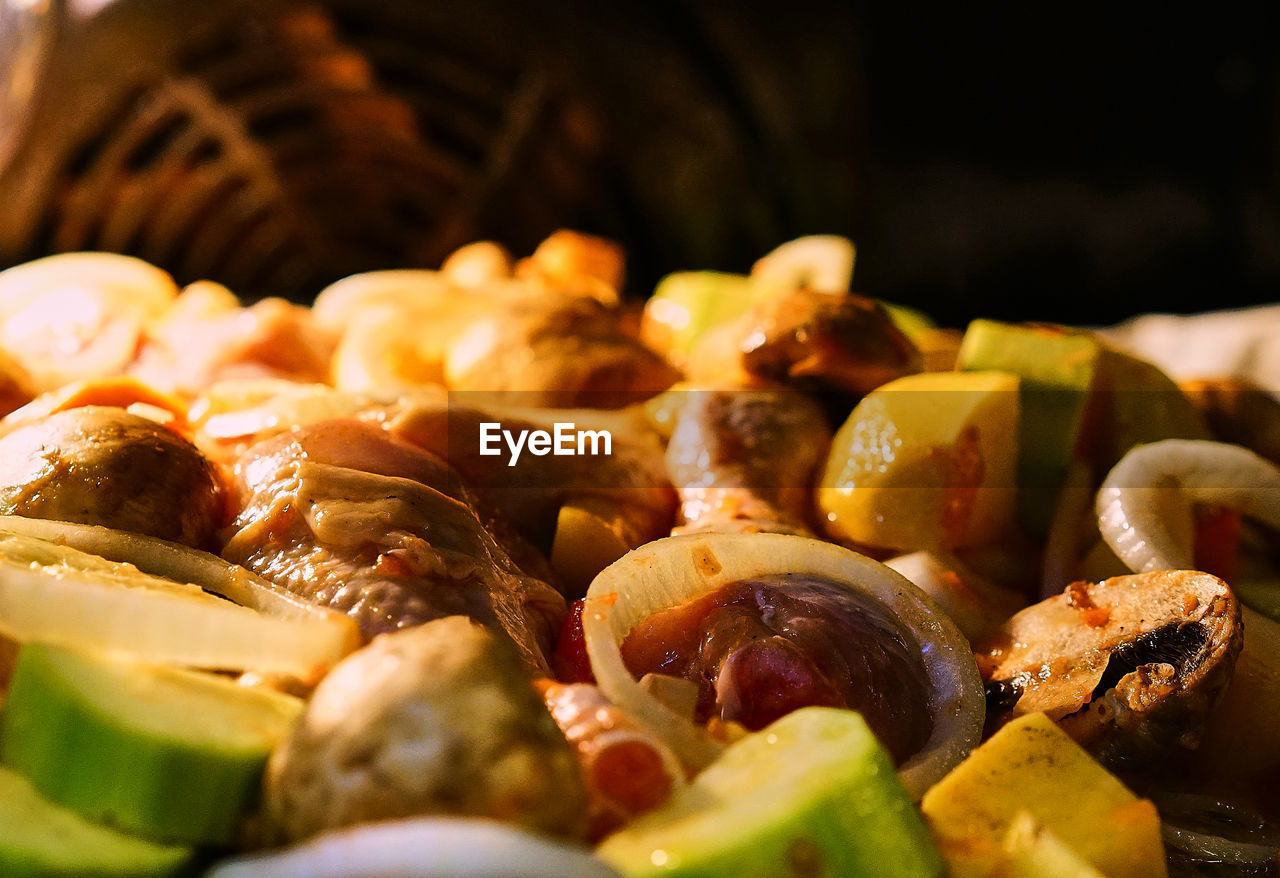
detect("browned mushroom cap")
(0, 406), (224, 549)
(445, 292), (678, 409)
(687, 289), (921, 396)
(665, 388), (831, 536)
(977, 570), (1243, 769)
(265, 616), (588, 844)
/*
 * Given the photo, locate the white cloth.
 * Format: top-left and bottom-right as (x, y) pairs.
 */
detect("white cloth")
(1099, 304), (1280, 398)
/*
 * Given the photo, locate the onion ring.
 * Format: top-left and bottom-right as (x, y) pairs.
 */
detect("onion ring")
(1096, 439), (1280, 573)
(581, 532), (983, 798)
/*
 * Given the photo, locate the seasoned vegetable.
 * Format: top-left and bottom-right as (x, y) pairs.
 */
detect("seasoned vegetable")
(819, 370), (1020, 552)
(885, 550), (1026, 643)
(597, 707), (942, 878)
(998, 812), (1107, 878)
(208, 818), (620, 878)
(1096, 439), (1280, 576)
(641, 272), (764, 367)
(921, 712), (1167, 878)
(0, 642), (302, 845)
(957, 320), (1103, 535)
(0, 526), (357, 676)
(264, 616), (587, 844)
(0, 766), (195, 878)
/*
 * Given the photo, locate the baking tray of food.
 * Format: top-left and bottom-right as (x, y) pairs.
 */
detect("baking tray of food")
(0, 3), (1278, 876)
(0, 231), (1274, 877)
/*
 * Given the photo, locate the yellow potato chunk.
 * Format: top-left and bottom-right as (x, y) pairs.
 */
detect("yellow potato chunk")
(819, 370), (1019, 552)
(921, 712), (1167, 878)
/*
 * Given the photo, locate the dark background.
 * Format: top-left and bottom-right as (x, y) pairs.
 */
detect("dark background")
(579, 1), (1280, 327)
(1, 0), (1277, 328)
(851, 4), (1280, 327)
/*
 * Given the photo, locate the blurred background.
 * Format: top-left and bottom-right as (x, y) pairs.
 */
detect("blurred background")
(0, 0), (1276, 326)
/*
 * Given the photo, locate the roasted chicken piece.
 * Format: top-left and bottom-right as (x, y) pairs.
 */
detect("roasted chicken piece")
(0, 406), (224, 548)
(190, 384), (672, 591)
(445, 290), (678, 409)
(385, 399), (676, 562)
(580, 532), (985, 797)
(686, 288), (921, 396)
(132, 285), (335, 395)
(664, 388), (831, 535)
(221, 419), (565, 672)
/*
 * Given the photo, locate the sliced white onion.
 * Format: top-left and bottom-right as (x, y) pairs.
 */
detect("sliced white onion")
(0, 516), (360, 676)
(582, 532), (984, 798)
(1096, 439), (1280, 573)
(205, 818), (619, 878)
(1195, 605), (1280, 780)
(750, 235), (856, 294)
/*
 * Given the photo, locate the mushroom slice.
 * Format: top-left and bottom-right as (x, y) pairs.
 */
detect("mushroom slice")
(685, 289), (921, 396)
(978, 570), (1242, 768)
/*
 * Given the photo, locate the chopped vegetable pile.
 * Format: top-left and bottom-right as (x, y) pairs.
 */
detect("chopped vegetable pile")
(0, 234), (1276, 877)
